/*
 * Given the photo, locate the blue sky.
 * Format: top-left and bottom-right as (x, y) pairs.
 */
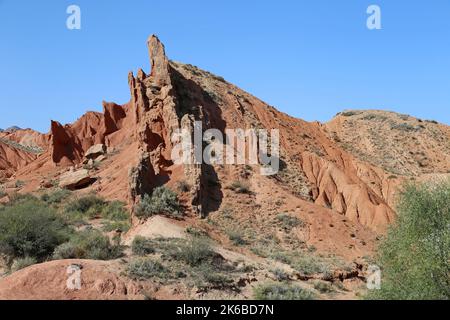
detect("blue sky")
(1, 0), (449, 132)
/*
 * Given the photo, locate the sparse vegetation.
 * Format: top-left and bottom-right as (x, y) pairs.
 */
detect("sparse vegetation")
(131, 236), (155, 256)
(15, 180), (25, 188)
(227, 181), (251, 194)
(251, 240), (343, 277)
(52, 229), (123, 260)
(367, 181), (450, 300)
(276, 213), (305, 230)
(313, 280), (334, 293)
(176, 180), (190, 193)
(41, 188), (71, 204)
(362, 114), (387, 122)
(341, 111), (359, 117)
(253, 282), (316, 300)
(171, 236), (215, 266)
(126, 258), (168, 280)
(0, 185), (6, 198)
(271, 268), (291, 281)
(185, 226), (208, 238)
(64, 194), (106, 219)
(226, 230), (247, 246)
(135, 186), (181, 218)
(390, 123), (418, 132)
(63, 195), (129, 228)
(0, 137), (43, 154)
(101, 201), (129, 221)
(192, 264), (234, 289)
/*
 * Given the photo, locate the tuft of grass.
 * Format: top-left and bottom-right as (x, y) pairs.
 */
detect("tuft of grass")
(192, 264), (234, 289)
(15, 180), (25, 188)
(226, 230), (247, 246)
(253, 282), (316, 300)
(0, 186), (6, 198)
(271, 268), (291, 281)
(276, 213), (305, 230)
(341, 111), (359, 117)
(313, 281), (334, 293)
(131, 236), (155, 256)
(170, 236), (215, 267)
(176, 181), (190, 193)
(227, 181), (251, 194)
(126, 258), (169, 280)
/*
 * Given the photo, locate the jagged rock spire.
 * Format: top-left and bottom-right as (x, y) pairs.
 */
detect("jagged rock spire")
(147, 35), (171, 86)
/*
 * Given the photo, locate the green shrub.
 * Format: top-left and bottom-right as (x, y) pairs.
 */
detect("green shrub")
(185, 226), (208, 238)
(171, 236), (215, 266)
(227, 181), (251, 194)
(313, 281), (334, 293)
(390, 123), (418, 132)
(176, 181), (190, 193)
(41, 189), (71, 204)
(7, 193), (39, 205)
(271, 268), (291, 281)
(367, 181), (450, 300)
(263, 248), (334, 276)
(341, 111), (359, 117)
(193, 264), (233, 288)
(292, 255), (331, 276)
(131, 236), (155, 256)
(15, 180), (25, 188)
(0, 198), (69, 262)
(10, 256), (38, 273)
(53, 229), (123, 260)
(102, 221), (131, 233)
(276, 214), (305, 230)
(65, 195), (106, 218)
(126, 258), (168, 280)
(0, 185), (6, 198)
(226, 230), (247, 246)
(253, 282), (316, 300)
(101, 201), (128, 221)
(135, 187), (181, 218)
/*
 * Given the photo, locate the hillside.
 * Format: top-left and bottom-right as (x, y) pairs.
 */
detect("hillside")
(0, 35), (448, 300)
(326, 110), (450, 176)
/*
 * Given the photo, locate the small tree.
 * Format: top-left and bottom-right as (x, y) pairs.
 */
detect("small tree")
(368, 180), (450, 300)
(0, 197), (69, 263)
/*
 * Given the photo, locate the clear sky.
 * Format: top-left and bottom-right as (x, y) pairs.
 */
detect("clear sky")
(1, 0), (449, 132)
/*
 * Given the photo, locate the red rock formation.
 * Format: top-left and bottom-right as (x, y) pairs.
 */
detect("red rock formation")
(1, 35), (448, 234)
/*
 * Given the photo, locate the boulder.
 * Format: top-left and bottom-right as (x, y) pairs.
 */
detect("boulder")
(85, 144), (107, 160)
(59, 169), (94, 190)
